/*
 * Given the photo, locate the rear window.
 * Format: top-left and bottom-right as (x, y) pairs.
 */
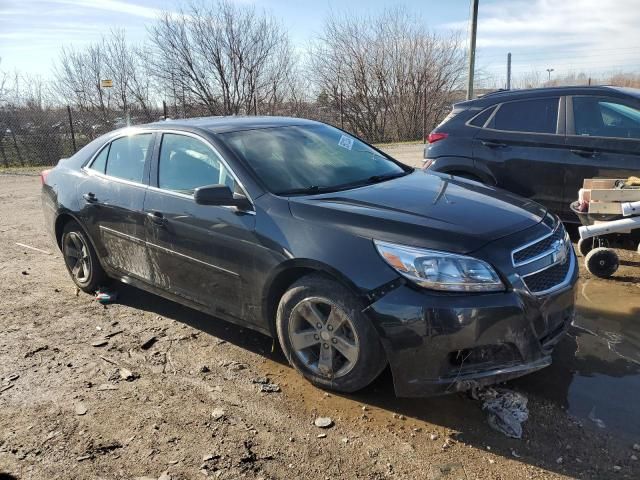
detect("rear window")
(489, 97), (559, 134)
(105, 134), (153, 183)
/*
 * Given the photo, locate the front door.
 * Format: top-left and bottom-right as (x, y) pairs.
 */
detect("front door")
(564, 95), (640, 218)
(143, 132), (257, 322)
(473, 96), (569, 217)
(78, 132), (155, 282)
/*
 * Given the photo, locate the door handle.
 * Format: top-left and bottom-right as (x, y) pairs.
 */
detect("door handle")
(83, 192), (98, 203)
(571, 148), (598, 157)
(147, 211), (166, 227)
(481, 140), (507, 148)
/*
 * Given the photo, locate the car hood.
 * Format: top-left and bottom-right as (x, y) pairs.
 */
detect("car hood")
(288, 170), (547, 254)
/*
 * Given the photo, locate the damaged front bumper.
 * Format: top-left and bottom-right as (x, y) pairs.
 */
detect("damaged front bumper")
(364, 261), (577, 397)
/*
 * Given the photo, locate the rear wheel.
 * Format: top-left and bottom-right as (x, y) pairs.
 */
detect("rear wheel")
(585, 247), (619, 278)
(276, 274), (387, 393)
(61, 222), (106, 292)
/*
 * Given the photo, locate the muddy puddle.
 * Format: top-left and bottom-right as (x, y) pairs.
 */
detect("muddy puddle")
(514, 275), (640, 441)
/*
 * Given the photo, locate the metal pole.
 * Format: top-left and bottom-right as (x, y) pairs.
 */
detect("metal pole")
(422, 85), (427, 144)
(67, 105), (77, 153)
(506, 52), (512, 90)
(163, 100), (168, 120)
(466, 0), (479, 100)
(339, 89), (344, 130)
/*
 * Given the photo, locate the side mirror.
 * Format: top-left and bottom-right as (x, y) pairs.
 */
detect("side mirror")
(194, 184), (252, 210)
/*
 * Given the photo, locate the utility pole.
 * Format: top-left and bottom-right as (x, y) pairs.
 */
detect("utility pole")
(466, 0), (479, 100)
(546, 68), (554, 81)
(506, 52), (512, 90)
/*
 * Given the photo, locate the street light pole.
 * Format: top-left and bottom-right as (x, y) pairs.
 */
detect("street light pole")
(466, 0), (479, 100)
(546, 68), (554, 81)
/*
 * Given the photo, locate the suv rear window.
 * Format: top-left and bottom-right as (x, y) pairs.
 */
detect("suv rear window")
(489, 97), (559, 134)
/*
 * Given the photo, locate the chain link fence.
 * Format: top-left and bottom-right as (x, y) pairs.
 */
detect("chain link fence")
(0, 99), (438, 167)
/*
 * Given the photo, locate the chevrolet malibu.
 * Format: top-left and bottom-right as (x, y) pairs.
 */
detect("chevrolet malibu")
(41, 117), (577, 396)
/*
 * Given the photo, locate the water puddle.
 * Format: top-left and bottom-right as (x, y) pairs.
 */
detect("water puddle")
(515, 276), (640, 441)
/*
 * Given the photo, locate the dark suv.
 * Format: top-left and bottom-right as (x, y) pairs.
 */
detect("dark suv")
(424, 86), (640, 222)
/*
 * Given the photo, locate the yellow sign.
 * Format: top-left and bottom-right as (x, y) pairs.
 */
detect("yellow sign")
(100, 79), (113, 88)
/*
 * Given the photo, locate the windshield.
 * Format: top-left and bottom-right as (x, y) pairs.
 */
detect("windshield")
(220, 124), (410, 195)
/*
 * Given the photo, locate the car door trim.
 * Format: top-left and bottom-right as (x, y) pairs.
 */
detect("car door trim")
(99, 225), (240, 277)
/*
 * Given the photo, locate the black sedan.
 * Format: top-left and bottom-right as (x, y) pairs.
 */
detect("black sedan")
(41, 117), (577, 396)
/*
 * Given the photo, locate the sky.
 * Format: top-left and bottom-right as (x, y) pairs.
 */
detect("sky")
(1, 0), (639, 86)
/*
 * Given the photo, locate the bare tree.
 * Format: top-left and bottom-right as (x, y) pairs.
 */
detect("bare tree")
(309, 8), (465, 143)
(147, 0), (295, 116)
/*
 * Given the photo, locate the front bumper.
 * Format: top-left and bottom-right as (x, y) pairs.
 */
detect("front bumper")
(365, 254), (577, 397)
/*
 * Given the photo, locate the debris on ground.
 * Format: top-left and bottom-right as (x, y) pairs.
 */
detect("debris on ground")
(211, 408), (226, 421)
(259, 383), (281, 393)
(140, 334), (157, 350)
(472, 387), (529, 439)
(74, 403), (88, 415)
(91, 339), (108, 347)
(95, 288), (118, 304)
(119, 368), (138, 381)
(314, 417), (334, 428)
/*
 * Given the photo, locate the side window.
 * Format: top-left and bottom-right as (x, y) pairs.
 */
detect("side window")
(90, 145), (109, 173)
(490, 97), (559, 134)
(469, 106), (496, 127)
(105, 134), (153, 183)
(158, 133), (237, 195)
(573, 96), (640, 139)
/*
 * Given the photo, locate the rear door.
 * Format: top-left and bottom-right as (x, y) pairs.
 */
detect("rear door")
(79, 132), (155, 281)
(472, 96), (569, 216)
(564, 95), (640, 213)
(143, 131), (257, 322)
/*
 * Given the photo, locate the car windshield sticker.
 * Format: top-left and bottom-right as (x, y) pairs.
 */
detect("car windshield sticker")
(338, 135), (354, 151)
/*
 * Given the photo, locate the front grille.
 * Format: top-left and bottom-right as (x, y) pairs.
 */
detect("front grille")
(513, 226), (564, 265)
(522, 257), (571, 294)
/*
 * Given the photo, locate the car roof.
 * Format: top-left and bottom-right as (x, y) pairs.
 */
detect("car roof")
(456, 85), (640, 108)
(146, 115), (320, 134)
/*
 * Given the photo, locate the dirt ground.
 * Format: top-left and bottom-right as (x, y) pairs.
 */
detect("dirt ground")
(1, 162), (639, 479)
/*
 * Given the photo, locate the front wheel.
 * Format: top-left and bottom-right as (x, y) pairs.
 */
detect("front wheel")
(276, 274), (387, 393)
(61, 221), (106, 293)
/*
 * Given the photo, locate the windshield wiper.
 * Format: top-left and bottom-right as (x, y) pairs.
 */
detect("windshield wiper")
(276, 185), (335, 196)
(366, 170), (411, 184)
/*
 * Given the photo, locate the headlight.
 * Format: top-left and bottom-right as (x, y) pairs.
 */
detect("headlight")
(374, 240), (504, 292)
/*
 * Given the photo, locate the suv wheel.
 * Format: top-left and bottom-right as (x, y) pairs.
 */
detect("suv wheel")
(276, 274), (387, 393)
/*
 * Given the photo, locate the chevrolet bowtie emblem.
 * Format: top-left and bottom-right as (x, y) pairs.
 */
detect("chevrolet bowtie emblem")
(551, 239), (568, 265)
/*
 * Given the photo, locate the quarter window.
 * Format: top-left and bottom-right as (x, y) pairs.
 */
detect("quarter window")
(489, 98), (559, 134)
(90, 145), (109, 173)
(573, 97), (640, 139)
(158, 133), (237, 195)
(104, 134), (153, 183)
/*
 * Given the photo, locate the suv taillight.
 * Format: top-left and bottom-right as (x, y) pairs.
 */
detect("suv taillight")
(40, 169), (51, 185)
(427, 132), (448, 144)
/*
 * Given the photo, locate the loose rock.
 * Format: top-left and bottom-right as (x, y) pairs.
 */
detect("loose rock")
(75, 403), (88, 415)
(314, 417), (333, 428)
(211, 408), (226, 421)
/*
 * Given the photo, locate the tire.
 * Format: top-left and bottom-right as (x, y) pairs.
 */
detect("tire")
(585, 247), (619, 278)
(276, 274), (387, 393)
(577, 238), (595, 257)
(61, 221), (106, 293)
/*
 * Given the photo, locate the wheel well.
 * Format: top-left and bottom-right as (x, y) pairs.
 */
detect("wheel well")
(263, 266), (360, 337)
(264, 267), (316, 336)
(54, 213), (76, 249)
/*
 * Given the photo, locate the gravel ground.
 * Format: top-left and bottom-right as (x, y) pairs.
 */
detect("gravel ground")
(0, 171), (638, 480)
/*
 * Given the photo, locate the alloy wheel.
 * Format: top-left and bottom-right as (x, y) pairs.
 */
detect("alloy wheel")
(288, 297), (360, 379)
(63, 232), (91, 284)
